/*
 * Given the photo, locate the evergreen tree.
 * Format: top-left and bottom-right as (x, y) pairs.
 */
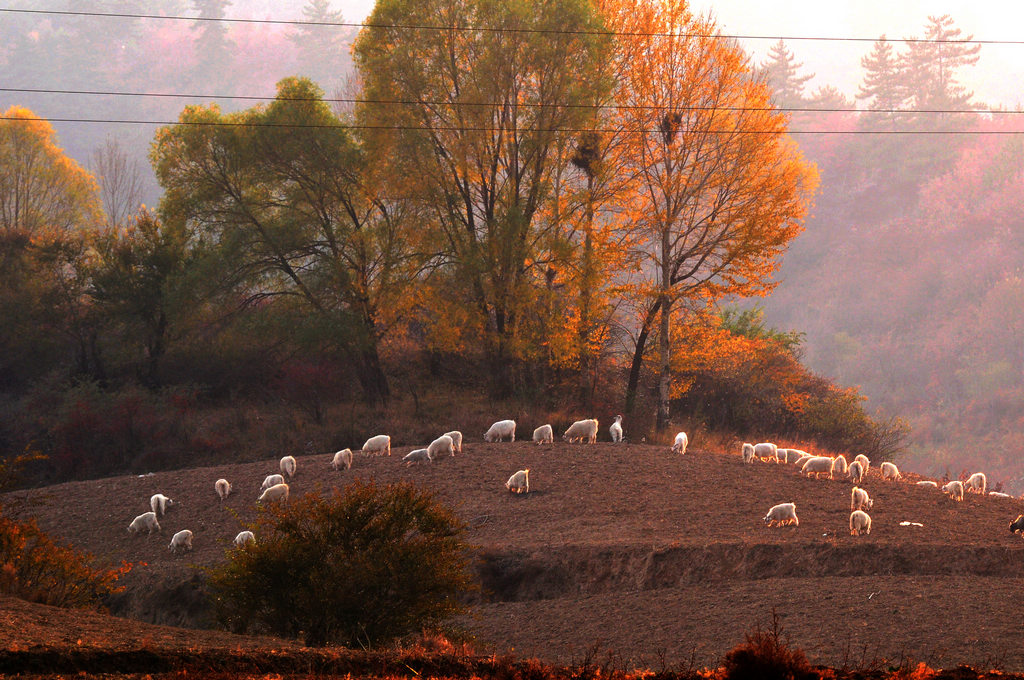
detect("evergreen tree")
(191, 0), (235, 88)
(757, 40), (814, 109)
(900, 14), (981, 128)
(856, 36), (907, 131)
(288, 0), (354, 90)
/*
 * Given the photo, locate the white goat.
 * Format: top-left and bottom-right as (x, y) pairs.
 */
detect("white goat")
(849, 510), (872, 536)
(965, 472), (987, 495)
(942, 480), (964, 502)
(280, 455), (297, 478)
(533, 424), (553, 445)
(562, 418), (598, 444)
(150, 493), (174, 517)
(362, 434), (392, 456)
(610, 415), (624, 443)
(128, 511), (160, 534)
(848, 461), (865, 484)
(258, 482), (289, 503)
(215, 478), (232, 501)
(854, 454), (871, 475)
(506, 469), (530, 494)
(168, 529), (193, 553)
(763, 502), (799, 527)
(881, 461), (900, 481)
(234, 530), (255, 547)
(427, 434), (455, 460)
(833, 455), (849, 476)
(671, 431), (688, 455)
(754, 442), (779, 463)
(801, 456), (835, 479)
(851, 486), (873, 511)
(261, 473), (285, 491)
(331, 448), (353, 471)
(403, 448), (431, 465)
(443, 431), (463, 454)
(741, 443), (755, 464)
(484, 420), (516, 443)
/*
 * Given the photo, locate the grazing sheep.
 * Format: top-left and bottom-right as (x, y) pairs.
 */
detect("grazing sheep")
(403, 448), (431, 465)
(854, 454), (870, 475)
(533, 424), (553, 444)
(851, 486), (873, 511)
(881, 461), (901, 481)
(258, 483), (290, 503)
(763, 502), (799, 527)
(671, 431), (688, 455)
(427, 434), (455, 460)
(168, 529), (193, 553)
(215, 478), (232, 501)
(1010, 515), (1024, 534)
(965, 472), (987, 495)
(793, 452), (815, 470)
(443, 431), (463, 454)
(261, 473), (285, 491)
(362, 434), (392, 456)
(848, 461), (865, 484)
(849, 510), (872, 536)
(833, 455), (849, 476)
(330, 448), (353, 471)
(234, 530), (255, 547)
(610, 415), (623, 443)
(128, 511), (161, 534)
(150, 493), (174, 517)
(778, 448), (806, 464)
(916, 481), (938, 488)
(754, 442), (779, 463)
(942, 480), (964, 502)
(505, 469), (530, 494)
(741, 443), (755, 464)
(990, 492), (1011, 498)
(801, 456), (835, 480)
(563, 418), (599, 444)
(280, 455), (297, 478)
(484, 420), (517, 443)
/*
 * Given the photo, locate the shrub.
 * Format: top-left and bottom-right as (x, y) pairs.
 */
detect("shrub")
(207, 481), (475, 647)
(722, 611), (817, 680)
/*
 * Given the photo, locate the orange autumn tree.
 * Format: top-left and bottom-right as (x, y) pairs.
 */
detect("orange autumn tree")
(604, 0), (819, 428)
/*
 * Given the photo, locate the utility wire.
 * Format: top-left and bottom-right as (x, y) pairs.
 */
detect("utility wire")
(0, 86), (1018, 116)
(0, 7), (1018, 44)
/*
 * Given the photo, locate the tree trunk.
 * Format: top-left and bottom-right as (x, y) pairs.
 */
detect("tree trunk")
(656, 228), (672, 432)
(625, 298), (661, 414)
(357, 341), (390, 406)
(578, 174), (595, 406)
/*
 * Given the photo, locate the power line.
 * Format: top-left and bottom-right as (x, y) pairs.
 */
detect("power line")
(1, 114), (1019, 135)
(0, 7), (1019, 44)
(1, 86), (1018, 117)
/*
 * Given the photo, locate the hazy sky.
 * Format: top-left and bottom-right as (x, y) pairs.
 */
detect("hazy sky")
(332, 0), (1024, 109)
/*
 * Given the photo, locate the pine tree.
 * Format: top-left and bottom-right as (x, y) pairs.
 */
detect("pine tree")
(288, 0), (354, 90)
(856, 36), (907, 132)
(191, 0), (234, 88)
(757, 40), (814, 109)
(901, 14), (981, 127)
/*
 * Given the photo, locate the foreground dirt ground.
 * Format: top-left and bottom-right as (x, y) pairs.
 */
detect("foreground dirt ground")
(4, 439), (1024, 668)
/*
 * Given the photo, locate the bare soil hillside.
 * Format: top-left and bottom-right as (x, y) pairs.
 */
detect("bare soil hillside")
(4, 441), (1024, 668)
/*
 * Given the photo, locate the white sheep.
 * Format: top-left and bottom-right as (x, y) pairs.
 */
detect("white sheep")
(261, 473), (285, 491)
(280, 455), (297, 478)
(763, 502), (798, 527)
(330, 448), (353, 471)
(849, 510), (872, 536)
(234, 530), (255, 547)
(533, 424), (553, 444)
(168, 529), (193, 553)
(484, 420), (516, 443)
(427, 434), (455, 460)
(671, 431), (688, 455)
(741, 443), (755, 464)
(833, 455), (849, 476)
(150, 493), (174, 517)
(258, 482), (290, 503)
(403, 448), (431, 465)
(215, 478), (232, 501)
(848, 461), (865, 484)
(880, 461), (900, 481)
(610, 415), (623, 443)
(778, 448), (804, 464)
(506, 469), (530, 494)
(793, 452), (815, 469)
(854, 454), (870, 475)
(128, 511), (161, 534)
(916, 480), (938, 488)
(942, 480), (964, 502)
(965, 472), (987, 495)
(362, 434), (392, 456)
(801, 456), (835, 480)
(562, 418), (598, 444)
(443, 431), (463, 454)
(851, 486), (873, 511)
(754, 442), (779, 463)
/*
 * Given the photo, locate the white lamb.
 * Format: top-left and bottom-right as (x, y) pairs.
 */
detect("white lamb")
(150, 493), (174, 517)
(763, 502), (798, 527)
(258, 482), (290, 503)
(610, 415), (623, 443)
(362, 434), (392, 456)
(849, 510), (872, 536)
(754, 442), (779, 463)
(128, 511), (161, 534)
(801, 456), (835, 479)
(562, 418), (598, 444)
(854, 454), (871, 475)
(671, 431), (688, 455)
(280, 455), (297, 478)
(215, 478), (232, 501)
(234, 530), (255, 547)
(484, 420), (516, 443)
(403, 448), (431, 465)
(261, 473), (285, 491)
(851, 486), (873, 511)
(331, 448), (353, 471)
(965, 472), (987, 495)
(506, 469), (530, 494)
(942, 480), (964, 502)
(533, 424), (553, 444)
(848, 461), (865, 484)
(168, 529), (193, 553)
(427, 434), (455, 460)
(881, 461), (900, 481)
(916, 480), (938, 488)
(741, 443), (755, 464)
(443, 431), (463, 454)
(833, 455), (849, 476)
